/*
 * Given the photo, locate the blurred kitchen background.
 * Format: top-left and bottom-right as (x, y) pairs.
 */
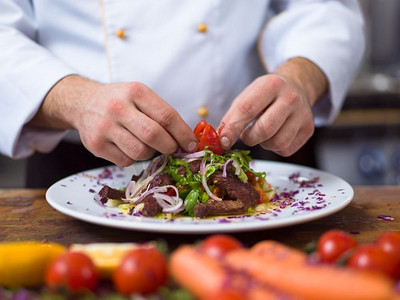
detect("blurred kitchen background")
(1, 0), (399, 188)
(315, 0), (400, 185)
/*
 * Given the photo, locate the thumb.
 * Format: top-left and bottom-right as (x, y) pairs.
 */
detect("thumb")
(218, 116), (252, 150)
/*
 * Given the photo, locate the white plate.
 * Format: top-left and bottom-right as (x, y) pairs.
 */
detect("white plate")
(46, 160), (353, 234)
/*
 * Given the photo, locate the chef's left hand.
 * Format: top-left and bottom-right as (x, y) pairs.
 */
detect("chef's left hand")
(218, 57), (327, 157)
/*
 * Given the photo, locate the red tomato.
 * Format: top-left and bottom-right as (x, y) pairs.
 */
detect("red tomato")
(245, 171), (256, 185)
(200, 234), (243, 259)
(194, 120), (224, 155)
(45, 251), (99, 293)
(165, 187), (176, 197)
(113, 247), (167, 296)
(217, 121), (226, 136)
(375, 231), (400, 257)
(194, 120), (207, 138)
(211, 186), (223, 198)
(245, 171), (261, 186)
(317, 229), (357, 263)
(347, 244), (400, 280)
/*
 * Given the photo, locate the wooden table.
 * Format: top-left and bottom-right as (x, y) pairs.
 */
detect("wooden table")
(0, 187), (399, 250)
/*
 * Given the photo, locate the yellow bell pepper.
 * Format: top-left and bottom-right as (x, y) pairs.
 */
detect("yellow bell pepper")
(0, 241), (65, 288)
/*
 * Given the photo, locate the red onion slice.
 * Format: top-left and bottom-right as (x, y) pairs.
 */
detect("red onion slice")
(201, 163), (223, 202)
(125, 155), (168, 200)
(232, 159), (241, 176)
(153, 193), (185, 213)
(222, 159), (233, 177)
(173, 150), (205, 159)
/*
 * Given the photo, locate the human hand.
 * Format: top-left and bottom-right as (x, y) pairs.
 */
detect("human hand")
(31, 75), (198, 166)
(218, 57), (327, 157)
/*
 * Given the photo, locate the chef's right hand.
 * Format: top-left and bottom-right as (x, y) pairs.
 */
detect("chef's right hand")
(30, 75), (198, 166)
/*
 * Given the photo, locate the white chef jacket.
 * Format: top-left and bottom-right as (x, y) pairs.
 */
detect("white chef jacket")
(0, 0), (365, 159)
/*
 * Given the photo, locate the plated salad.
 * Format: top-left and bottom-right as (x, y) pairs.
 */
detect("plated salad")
(98, 121), (276, 218)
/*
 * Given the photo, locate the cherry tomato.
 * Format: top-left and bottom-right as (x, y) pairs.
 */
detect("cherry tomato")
(347, 244), (400, 280)
(316, 229), (357, 263)
(217, 121), (225, 136)
(246, 171), (256, 185)
(165, 187), (177, 197)
(113, 247), (167, 296)
(200, 234), (243, 259)
(194, 120), (224, 155)
(211, 186), (223, 198)
(245, 171), (261, 186)
(375, 231), (400, 257)
(194, 120), (207, 138)
(45, 251), (99, 293)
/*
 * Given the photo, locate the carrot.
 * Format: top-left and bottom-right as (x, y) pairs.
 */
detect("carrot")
(251, 240), (306, 265)
(169, 245), (285, 300)
(253, 182), (270, 203)
(169, 245), (224, 299)
(225, 248), (396, 300)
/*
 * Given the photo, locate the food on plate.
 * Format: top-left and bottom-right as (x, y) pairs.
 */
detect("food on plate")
(194, 119), (225, 155)
(98, 120), (276, 218)
(0, 241), (65, 288)
(45, 251), (99, 293)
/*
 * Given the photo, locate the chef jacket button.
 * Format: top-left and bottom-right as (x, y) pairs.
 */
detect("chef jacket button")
(116, 29), (126, 39)
(198, 106), (208, 117)
(197, 23), (208, 33)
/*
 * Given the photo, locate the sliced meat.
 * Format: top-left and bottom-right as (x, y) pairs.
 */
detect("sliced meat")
(177, 160), (201, 176)
(222, 160), (233, 174)
(131, 170), (143, 182)
(189, 160), (201, 174)
(194, 200), (246, 218)
(149, 172), (172, 188)
(177, 165), (186, 176)
(99, 185), (125, 201)
(211, 171), (260, 208)
(142, 195), (162, 217)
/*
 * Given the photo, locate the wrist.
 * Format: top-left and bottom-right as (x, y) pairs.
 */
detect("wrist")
(29, 75), (101, 130)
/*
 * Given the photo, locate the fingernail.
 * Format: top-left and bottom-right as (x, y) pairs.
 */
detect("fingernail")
(220, 136), (230, 149)
(187, 141), (197, 152)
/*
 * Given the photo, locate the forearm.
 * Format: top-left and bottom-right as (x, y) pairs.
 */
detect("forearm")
(29, 75), (101, 130)
(273, 57), (328, 107)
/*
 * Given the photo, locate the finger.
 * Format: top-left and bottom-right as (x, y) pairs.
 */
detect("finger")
(260, 117), (314, 157)
(92, 141), (136, 167)
(258, 117), (299, 153)
(122, 109), (180, 155)
(219, 76), (282, 149)
(273, 127), (313, 157)
(111, 126), (157, 161)
(80, 123), (137, 166)
(90, 118), (156, 163)
(239, 100), (291, 147)
(276, 121), (314, 156)
(132, 84), (197, 152)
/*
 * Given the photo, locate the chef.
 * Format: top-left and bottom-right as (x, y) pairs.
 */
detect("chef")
(0, 0), (365, 187)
